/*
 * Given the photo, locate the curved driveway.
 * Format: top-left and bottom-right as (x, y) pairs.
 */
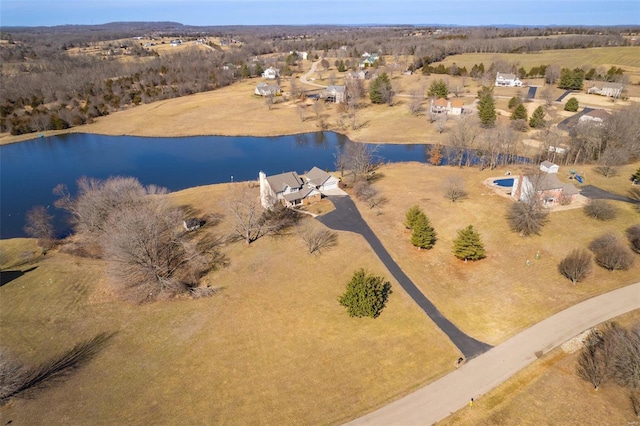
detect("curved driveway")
(299, 60), (327, 89)
(347, 282), (640, 425)
(317, 195), (492, 359)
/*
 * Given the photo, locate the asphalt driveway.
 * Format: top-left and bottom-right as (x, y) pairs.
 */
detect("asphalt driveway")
(317, 195), (492, 360)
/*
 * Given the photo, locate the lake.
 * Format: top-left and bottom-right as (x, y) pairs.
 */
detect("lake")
(1, 132), (440, 239)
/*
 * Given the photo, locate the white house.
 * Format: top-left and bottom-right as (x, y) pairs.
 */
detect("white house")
(346, 70), (370, 80)
(540, 161), (559, 174)
(512, 172), (579, 206)
(323, 85), (346, 103)
(305, 166), (340, 192)
(262, 67), (280, 80)
(579, 109), (611, 125)
(359, 53), (379, 68)
(169, 39), (182, 47)
(429, 98), (465, 115)
(255, 82), (281, 97)
(587, 82), (623, 98)
(495, 72), (522, 87)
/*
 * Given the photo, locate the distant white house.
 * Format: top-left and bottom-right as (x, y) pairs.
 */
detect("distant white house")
(346, 70), (370, 80)
(262, 67), (280, 79)
(323, 85), (346, 103)
(587, 82), (623, 98)
(255, 82), (281, 97)
(495, 72), (522, 87)
(359, 53), (379, 68)
(540, 161), (559, 174)
(169, 39), (182, 47)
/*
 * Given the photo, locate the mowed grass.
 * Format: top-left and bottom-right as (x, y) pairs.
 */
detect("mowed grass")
(439, 309), (640, 425)
(0, 182), (458, 425)
(350, 161), (640, 344)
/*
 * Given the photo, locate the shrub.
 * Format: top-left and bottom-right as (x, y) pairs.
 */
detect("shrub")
(588, 233), (635, 271)
(558, 249), (592, 284)
(339, 269), (392, 318)
(626, 224), (640, 254)
(564, 97), (579, 112)
(584, 199), (617, 221)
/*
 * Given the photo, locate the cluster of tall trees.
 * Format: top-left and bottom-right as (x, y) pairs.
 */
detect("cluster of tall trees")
(576, 321), (640, 417)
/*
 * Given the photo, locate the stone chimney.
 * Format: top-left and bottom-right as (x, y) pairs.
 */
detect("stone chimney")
(513, 171), (525, 201)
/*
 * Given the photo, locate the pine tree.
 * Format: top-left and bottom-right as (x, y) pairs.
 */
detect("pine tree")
(369, 72), (392, 104)
(427, 79), (449, 98)
(339, 269), (392, 318)
(404, 205), (422, 229)
(529, 106), (546, 128)
(453, 225), (485, 261)
(633, 167), (640, 182)
(511, 103), (528, 121)
(564, 97), (579, 112)
(477, 93), (496, 128)
(411, 212), (436, 249)
(508, 96), (522, 109)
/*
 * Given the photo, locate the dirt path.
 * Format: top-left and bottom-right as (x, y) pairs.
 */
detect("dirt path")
(346, 282), (640, 425)
(299, 61), (327, 89)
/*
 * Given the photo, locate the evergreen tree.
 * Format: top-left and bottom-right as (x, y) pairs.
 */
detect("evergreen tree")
(564, 97), (579, 112)
(254, 63), (264, 77)
(508, 95), (522, 109)
(633, 167), (640, 182)
(453, 225), (486, 261)
(411, 212), (436, 249)
(369, 72), (392, 104)
(529, 106), (547, 128)
(241, 64), (250, 78)
(558, 68), (585, 90)
(404, 205), (422, 229)
(337, 60), (347, 72)
(511, 103), (528, 121)
(477, 92), (496, 128)
(427, 79), (449, 98)
(339, 269), (392, 318)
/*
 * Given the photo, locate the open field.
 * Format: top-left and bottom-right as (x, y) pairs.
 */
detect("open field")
(0, 182), (458, 425)
(2, 161), (638, 423)
(349, 161), (640, 345)
(434, 46), (640, 86)
(2, 46), (640, 146)
(439, 309), (640, 425)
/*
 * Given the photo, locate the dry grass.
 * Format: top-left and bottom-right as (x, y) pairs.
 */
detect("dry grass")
(350, 162), (640, 345)
(435, 46), (640, 85)
(439, 309), (640, 425)
(0, 182), (457, 425)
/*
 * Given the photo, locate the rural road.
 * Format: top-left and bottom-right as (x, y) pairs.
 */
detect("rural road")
(317, 195), (492, 359)
(346, 282), (640, 426)
(300, 61), (327, 89)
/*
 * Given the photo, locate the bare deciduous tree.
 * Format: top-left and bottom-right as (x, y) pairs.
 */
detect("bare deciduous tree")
(443, 176), (468, 202)
(577, 330), (607, 390)
(506, 199), (549, 236)
(0, 332), (114, 404)
(626, 224), (640, 254)
(335, 142), (378, 181)
(558, 248), (592, 284)
(448, 117), (479, 167)
(24, 205), (55, 249)
(588, 233), (635, 271)
(299, 225), (338, 254)
(584, 199), (617, 221)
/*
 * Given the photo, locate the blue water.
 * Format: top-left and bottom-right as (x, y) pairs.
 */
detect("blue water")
(0, 132), (440, 238)
(493, 178), (515, 187)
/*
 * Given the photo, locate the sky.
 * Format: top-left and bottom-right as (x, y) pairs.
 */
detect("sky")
(1, 0), (639, 27)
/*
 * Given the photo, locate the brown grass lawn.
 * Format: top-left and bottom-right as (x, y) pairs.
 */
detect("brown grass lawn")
(1, 162), (638, 424)
(0, 183), (457, 425)
(349, 161), (640, 345)
(439, 309), (640, 425)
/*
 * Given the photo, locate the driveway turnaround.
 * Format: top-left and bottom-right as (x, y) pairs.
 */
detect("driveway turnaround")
(317, 195), (492, 360)
(580, 184), (640, 204)
(347, 282), (640, 425)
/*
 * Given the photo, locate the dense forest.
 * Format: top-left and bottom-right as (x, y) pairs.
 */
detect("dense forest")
(0, 23), (637, 136)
